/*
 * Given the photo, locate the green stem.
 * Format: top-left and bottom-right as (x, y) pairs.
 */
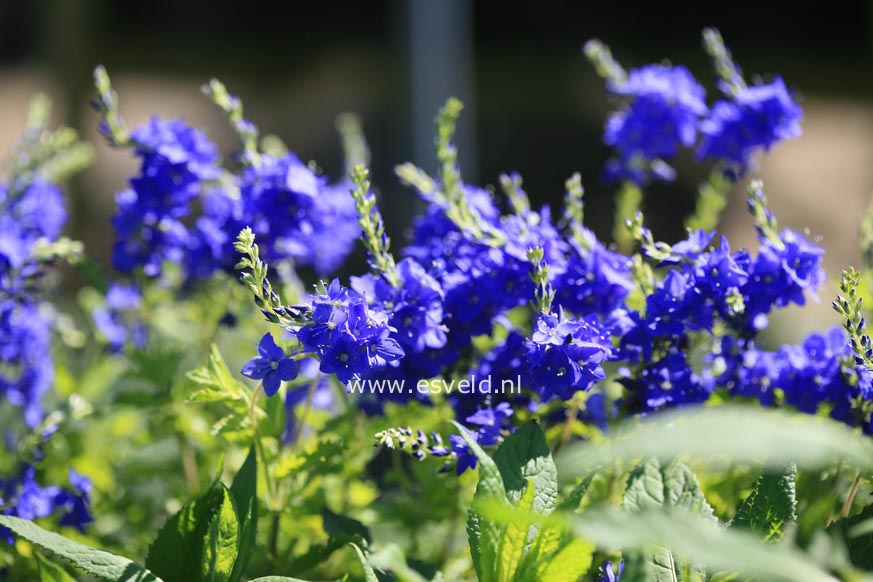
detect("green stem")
(613, 181), (642, 255)
(292, 373), (321, 455)
(249, 382), (277, 502)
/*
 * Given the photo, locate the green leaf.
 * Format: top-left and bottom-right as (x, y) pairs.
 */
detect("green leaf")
(201, 484), (241, 582)
(229, 447), (258, 582)
(187, 345), (248, 403)
(573, 508), (839, 582)
(621, 459), (714, 582)
(561, 406), (873, 475)
(246, 578), (310, 582)
(322, 508), (371, 546)
(351, 543), (379, 582)
(729, 464), (796, 542)
(146, 482), (228, 582)
(527, 537), (594, 582)
(557, 474), (593, 513)
(496, 478), (537, 581)
(453, 422), (506, 582)
(832, 504), (873, 570)
(0, 515), (162, 582)
(36, 552), (77, 582)
(493, 421), (557, 515)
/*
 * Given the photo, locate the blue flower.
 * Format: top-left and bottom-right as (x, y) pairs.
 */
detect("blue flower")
(0, 303), (53, 427)
(294, 279), (405, 384)
(241, 333), (298, 396)
(92, 283), (146, 352)
(111, 118), (219, 277)
(597, 560), (624, 582)
(131, 117), (220, 181)
(237, 155), (360, 275)
(448, 403), (513, 474)
(555, 232), (633, 316)
(526, 311), (613, 401)
(603, 64), (707, 183)
(622, 352), (713, 413)
(698, 77), (802, 169)
(0, 467), (92, 544)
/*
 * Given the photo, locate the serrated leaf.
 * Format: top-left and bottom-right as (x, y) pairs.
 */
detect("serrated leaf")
(187, 345), (247, 403)
(146, 482), (226, 582)
(454, 422), (506, 582)
(557, 475), (593, 513)
(496, 478), (536, 581)
(0, 515), (162, 582)
(621, 459), (714, 582)
(730, 464), (796, 542)
(36, 552), (77, 582)
(229, 448), (258, 582)
(493, 422), (558, 515)
(201, 484), (240, 582)
(352, 543), (379, 582)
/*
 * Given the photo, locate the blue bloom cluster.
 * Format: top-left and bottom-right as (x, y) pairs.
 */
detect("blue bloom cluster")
(0, 467), (92, 544)
(109, 115), (360, 283)
(617, 218), (825, 413)
(698, 78), (803, 168)
(447, 402), (513, 474)
(603, 64), (707, 183)
(293, 280), (405, 383)
(715, 327), (873, 430)
(0, 177), (67, 427)
(526, 311), (613, 401)
(595, 35), (802, 183)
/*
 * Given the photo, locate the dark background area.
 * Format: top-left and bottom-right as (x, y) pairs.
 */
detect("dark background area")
(1, 0), (872, 297)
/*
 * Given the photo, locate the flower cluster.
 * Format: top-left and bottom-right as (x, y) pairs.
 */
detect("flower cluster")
(526, 311), (613, 401)
(0, 467), (92, 544)
(0, 176), (68, 427)
(447, 402), (513, 474)
(715, 327), (873, 431)
(294, 280), (404, 384)
(591, 30), (802, 184)
(99, 72), (361, 285)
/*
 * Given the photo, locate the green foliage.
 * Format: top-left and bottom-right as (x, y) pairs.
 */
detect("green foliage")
(35, 553), (77, 582)
(461, 421), (593, 582)
(613, 182), (643, 254)
(574, 509), (844, 582)
(730, 464), (797, 542)
(229, 448), (259, 581)
(831, 505), (873, 571)
(685, 166), (733, 232)
(145, 449), (257, 582)
(620, 459), (714, 581)
(0, 515), (162, 582)
(560, 405), (873, 474)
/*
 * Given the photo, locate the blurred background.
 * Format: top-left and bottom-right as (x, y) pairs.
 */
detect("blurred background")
(2, 0), (873, 341)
